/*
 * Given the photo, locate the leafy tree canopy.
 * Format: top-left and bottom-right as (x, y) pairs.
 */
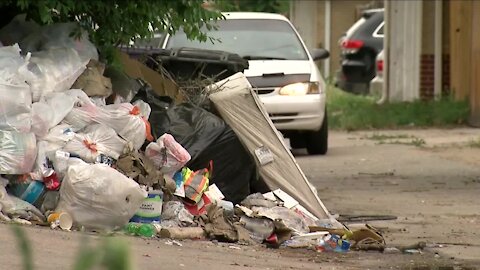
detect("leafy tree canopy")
(0, 0), (223, 62)
(214, 0), (290, 14)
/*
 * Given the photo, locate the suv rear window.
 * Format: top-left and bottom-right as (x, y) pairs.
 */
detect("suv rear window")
(166, 19), (308, 60)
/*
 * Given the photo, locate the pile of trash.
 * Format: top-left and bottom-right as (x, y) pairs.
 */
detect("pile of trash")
(0, 16), (385, 253)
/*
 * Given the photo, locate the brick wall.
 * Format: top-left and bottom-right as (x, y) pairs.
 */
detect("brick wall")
(419, 54), (450, 100)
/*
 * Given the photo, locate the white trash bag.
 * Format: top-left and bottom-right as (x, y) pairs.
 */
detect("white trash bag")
(31, 92), (77, 137)
(0, 131), (37, 174)
(26, 48), (87, 102)
(63, 124), (127, 162)
(57, 161), (147, 230)
(95, 102), (153, 150)
(145, 134), (191, 177)
(63, 89), (99, 131)
(42, 124), (75, 147)
(0, 44), (33, 132)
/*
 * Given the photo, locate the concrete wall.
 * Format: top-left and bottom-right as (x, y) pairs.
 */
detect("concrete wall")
(387, 0), (423, 102)
(290, 0), (318, 50)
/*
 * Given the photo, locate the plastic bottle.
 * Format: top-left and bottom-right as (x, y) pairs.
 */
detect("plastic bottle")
(124, 222), (156, 238)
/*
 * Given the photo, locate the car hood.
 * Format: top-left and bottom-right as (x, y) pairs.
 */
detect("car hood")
(243, 60), (312, 77)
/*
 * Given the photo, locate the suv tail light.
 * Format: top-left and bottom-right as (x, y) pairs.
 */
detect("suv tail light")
(376, 59), (384, 76)
(341, 39), (364, 54)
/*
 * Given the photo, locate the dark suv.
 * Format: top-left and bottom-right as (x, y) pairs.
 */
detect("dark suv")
(335, 9), (384, 94)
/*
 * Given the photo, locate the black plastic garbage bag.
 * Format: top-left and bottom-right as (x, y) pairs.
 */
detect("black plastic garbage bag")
(133, 86), (267, 204)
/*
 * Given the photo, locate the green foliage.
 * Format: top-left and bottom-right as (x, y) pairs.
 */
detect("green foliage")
(468, 138), (480, 148)
(13, 225), (132, 270)
(327, 86), (470, 131)
(12, 226), (33, 270)
(0, 0), (223, 63)
(365, 134), (427, 147)
(215, 0), (290, 14)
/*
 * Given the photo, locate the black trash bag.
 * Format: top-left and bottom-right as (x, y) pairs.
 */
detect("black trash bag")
(152, 104), (226, 161)
(186, 127), (257, 204)
(132, 86), (266, 204)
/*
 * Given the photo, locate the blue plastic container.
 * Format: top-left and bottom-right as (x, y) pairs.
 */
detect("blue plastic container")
(9, 180), (46, 206)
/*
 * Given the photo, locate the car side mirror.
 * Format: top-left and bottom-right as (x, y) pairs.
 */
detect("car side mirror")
(311, 48), (330, 61)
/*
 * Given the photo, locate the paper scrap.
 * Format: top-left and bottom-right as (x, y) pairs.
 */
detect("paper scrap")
(273, 189), (299, 209)
(254, 146), (274, 166)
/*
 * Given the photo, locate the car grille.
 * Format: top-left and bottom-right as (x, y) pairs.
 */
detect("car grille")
(253, 87), (275, 95)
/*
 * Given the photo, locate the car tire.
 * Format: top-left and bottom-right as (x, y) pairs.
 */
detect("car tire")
(290, 134), (306, 149)
(306, 114), (328, 155)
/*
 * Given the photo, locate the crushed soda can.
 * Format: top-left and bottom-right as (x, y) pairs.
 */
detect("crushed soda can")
(43, 169), (60, 191)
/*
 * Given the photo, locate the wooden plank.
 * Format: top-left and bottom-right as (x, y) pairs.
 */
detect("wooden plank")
(449, 0), (472, 100)
(469, 1), (480, 126)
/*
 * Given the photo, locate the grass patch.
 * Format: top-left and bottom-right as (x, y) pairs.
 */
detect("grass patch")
(12, 225), (132, 270)
(377, 137), (427, 147)
(365, 133), (412, 141)
(364, 133), (427, 147)
(467, 138), (480, 148)
(327, 86), (469, 131)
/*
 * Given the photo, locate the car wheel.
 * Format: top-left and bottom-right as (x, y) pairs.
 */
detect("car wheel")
(306, 114), (328, 155)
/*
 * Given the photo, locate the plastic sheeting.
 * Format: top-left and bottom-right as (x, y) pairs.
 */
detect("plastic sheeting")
(208, 73), (333, 221)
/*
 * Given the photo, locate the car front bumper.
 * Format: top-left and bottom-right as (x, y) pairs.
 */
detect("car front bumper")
(258, 93), (326, 131)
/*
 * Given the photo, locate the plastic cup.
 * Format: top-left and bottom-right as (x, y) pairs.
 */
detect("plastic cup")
(47, 212), (73, 231)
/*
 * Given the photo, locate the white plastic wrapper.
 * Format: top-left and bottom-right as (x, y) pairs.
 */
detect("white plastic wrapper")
(0, 44), (33, 132)
(31, 92), (77, 137)
(26, 48), (87, 102)
(0, 131), (37, 174)
(63, 124), (127, 162)
(57, 161), (147, 230)
(145, 134), (191, 177)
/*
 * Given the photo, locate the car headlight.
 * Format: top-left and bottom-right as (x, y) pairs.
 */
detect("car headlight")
(279, 82), (320, 96)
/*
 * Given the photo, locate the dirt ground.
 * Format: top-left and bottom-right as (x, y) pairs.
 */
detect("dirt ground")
(1, 128), (480, 270)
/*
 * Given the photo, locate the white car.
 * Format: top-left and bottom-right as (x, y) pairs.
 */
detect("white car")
(161, 12), (330, 155)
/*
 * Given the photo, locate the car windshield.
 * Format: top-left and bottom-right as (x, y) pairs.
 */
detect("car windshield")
(166, 19), (308, 60)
